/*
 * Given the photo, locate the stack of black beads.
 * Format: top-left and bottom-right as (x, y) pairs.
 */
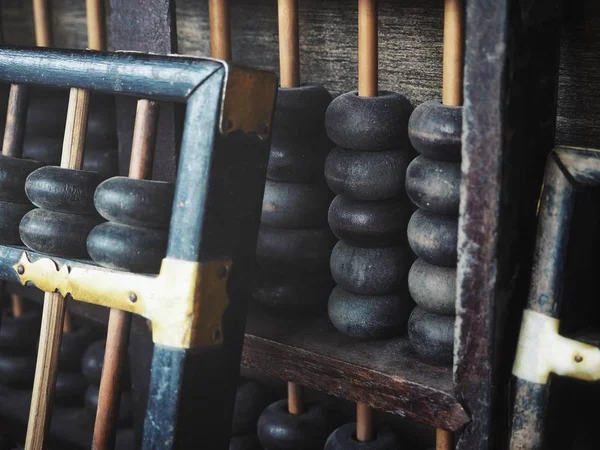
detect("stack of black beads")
(405, 101), (460, 365)
(81, 339), (133, 429)
(252, 83), (335, 317)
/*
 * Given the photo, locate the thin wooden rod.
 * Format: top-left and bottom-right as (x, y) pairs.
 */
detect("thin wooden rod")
(287, 382), (304, 415)
(356, 402), (374, 442)
(2, 84), (29, 159)
(11, 294), (24, 317)
(437, 428), (453, 450)
(442, 0), (464, 106)
(92, 100), (159, 450)
(32, 0), (53, 47)
(86, 0), (106, 51)
(209, 0), (231, 60)
(25, 87), (90, 450)
(278, 0), (300, 88)
(358, 0), (377, 97)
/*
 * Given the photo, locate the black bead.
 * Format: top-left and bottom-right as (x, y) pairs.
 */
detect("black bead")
(256, 224), (335, 273)
(408, 100), (462, 162)
(261, 180), (331, 228)
(257, 399), (332, 450)
(324, 423), (401, 449)
(408, 259), (456, 316)
(20, 208), (102, 258)
(0, 201), (34, 245)
(330, 241), (408, 295)
(0, 156), (43, 203)
(232, 379), (269, 435)
(325, 91), (413, 152)
(0, 353), (36, 387)
(324, 147), (410, 201)
(405, 155), (461, 215)
(94, 177), (174, 229)
(267, 134), (330, 183)
(328, 286), (413, 339)
(59, 325), (96, 371)
(54, 370), (88, 406)
(252, 269), (333, 317)
(272, 84), (332, 138)
(328, 195), (411, 247)
(25, 166), (106, 214)
(81, 339), (105, 385)
(408, 307), (454, 365)
(0, 309), (41, 355)
(87, 222), (168, 273)
(407, 209), (458, 267)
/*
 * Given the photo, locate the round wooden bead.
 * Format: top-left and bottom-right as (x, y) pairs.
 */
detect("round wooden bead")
(272, 84), (332, 138)
(0, 309), (41, 355)
(324, 147), (410, 201)
(261, 180), (331, 228)
(252, 269), (333, 316)
(0, 354), (36, 387)
(85, 384), (133, 424)
(330, 241), (408, 295)
(232, 379), (269, 435)
(324, 423), (401, 449)
(94, 177), (174, 229)
(25, 167), (106, 214)
(20, 208), (102, 258)
(257, 399), (332, 449)
(81, 339), (105, 385)
(256, 224), (335, 273)
(328, 196), (411, 247)
(86, 222), (168, 273)
(408, 259), (456, 316)
(405, 155), (460, 215)
(328, 286), (413, 339)
(22, 135), (62, 165)
(0, 201), (34, 245)
(59, 325), (96, 371)
(408, 307), (454, 364)
(267, 134), (330, 183)
(407, 209), (458, 267)
(0, 156), (43, 203)
(408, 100), (462, 162)
(325, 91), (413, 152)
(229, 434), (261, 450)
(54, 370), (88, 406)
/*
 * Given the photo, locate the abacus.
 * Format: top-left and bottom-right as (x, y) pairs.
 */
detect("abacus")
(0, 0), (579, 448)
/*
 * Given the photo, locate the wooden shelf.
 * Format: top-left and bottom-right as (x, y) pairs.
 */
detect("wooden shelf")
(241, 305), (469, 432)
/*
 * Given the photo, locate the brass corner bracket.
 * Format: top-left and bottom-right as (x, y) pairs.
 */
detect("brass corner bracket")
(13, 253), (232, 349)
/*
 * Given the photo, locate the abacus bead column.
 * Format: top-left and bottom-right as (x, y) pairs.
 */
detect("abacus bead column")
(0, 156), (43, 203)
(20, 209), (103, 258)
(257, 399), (332, 449)
(94, 177), (174, 228)
(324, 423), (401, 449)
(405, 155), (460, 214)
(408, 259), (456, 316)
(407, 307), (454, 365)
(325, 147), (411, 201)
(407, 99), (461, 162)
(87, 222), (168, 273)
(328, 287), (412, 339)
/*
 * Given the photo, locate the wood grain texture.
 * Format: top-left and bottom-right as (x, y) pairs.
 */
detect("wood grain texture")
(242, 306), (469, 432)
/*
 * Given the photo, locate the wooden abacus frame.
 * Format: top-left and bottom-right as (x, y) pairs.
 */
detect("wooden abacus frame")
(0, 44), (277, 449)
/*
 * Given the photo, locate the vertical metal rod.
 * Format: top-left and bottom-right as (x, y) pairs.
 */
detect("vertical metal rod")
(93, 100), (159, 450)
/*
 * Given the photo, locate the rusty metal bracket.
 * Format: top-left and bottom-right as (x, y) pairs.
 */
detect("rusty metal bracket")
(13, 252), (232, 349)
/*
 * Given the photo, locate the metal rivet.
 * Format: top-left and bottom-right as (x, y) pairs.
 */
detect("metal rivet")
(218, 266), (228, 279)
(212, 329), (221, 341)
(17, 265), (24, 275)
(574, 354), (583, 363)
(128, 292), (138, 303)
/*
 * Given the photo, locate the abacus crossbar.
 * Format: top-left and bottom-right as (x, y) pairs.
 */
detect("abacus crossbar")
(0, 45), (278, 449)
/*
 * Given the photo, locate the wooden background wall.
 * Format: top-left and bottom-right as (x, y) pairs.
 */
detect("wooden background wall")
(3, 0), (599, 149)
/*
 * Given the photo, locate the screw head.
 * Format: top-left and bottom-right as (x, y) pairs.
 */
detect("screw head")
(574, 354), (583, 363)
(17, 265), (24, 275)
(128, 292), (138, 303)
